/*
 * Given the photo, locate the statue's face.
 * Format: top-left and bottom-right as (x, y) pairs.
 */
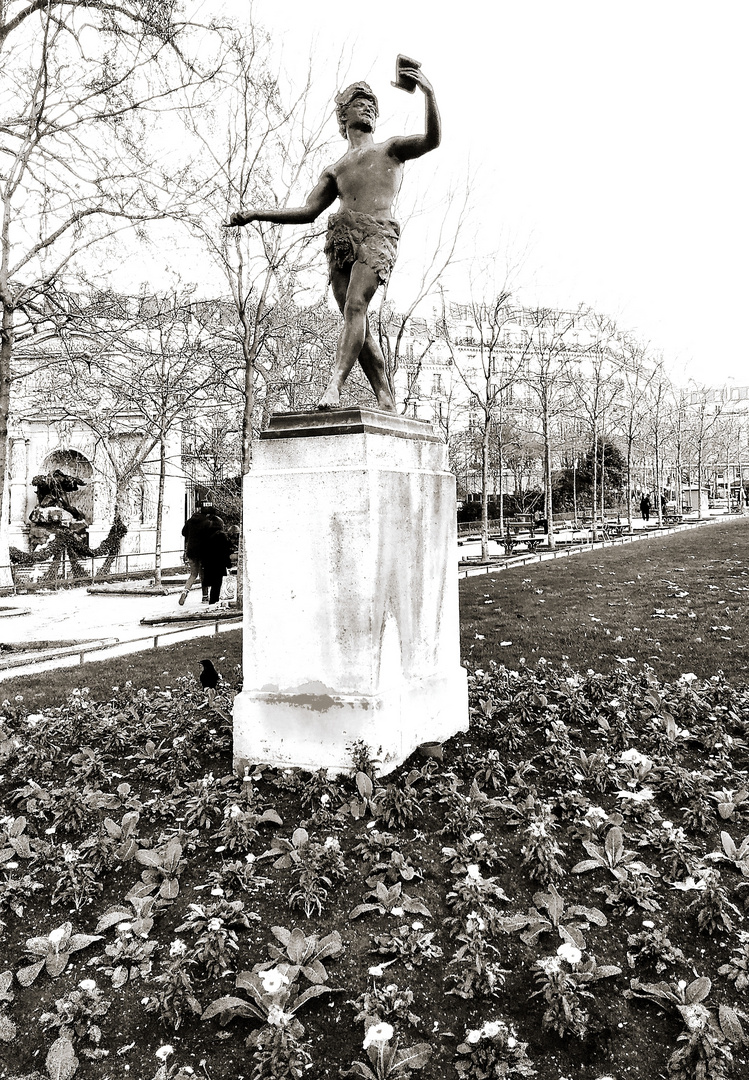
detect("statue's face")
(344, 94), (377, 134)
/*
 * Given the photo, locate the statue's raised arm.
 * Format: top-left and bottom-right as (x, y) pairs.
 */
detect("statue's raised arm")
(225, 62), (440, 414)
(387, 64), (441, 162)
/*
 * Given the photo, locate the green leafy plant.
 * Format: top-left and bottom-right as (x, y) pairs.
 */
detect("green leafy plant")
(201, 963), (338, 1041)
(455, 1018), (538, 1078)
(705, 830), (749, 875)
(350, 983), (422, 1029)
(95, 889), (159, 937)
(144, 942), (202, 1031)
(370, 923), (443, 968)
(258, 926), (344, 984)
(718, 931), (749, 990)
(40, 980), (112, 1064)
(498, 882), (607, 948)
(446, 918), (509, 1000)
(531, 946), (621, 1039)
(342, 1021), (432, 1079)
(0, 816), (34, 863)
(710, 787), (749, 821)
(572, 825), (658, 881)
(520, 805), (566, 884)
(176, 899), (255, 978)
(17, 922), (102, 986)
(626, 923), (687, 973)
(135, 838), (185, 899)
(349, 881), (431, 921)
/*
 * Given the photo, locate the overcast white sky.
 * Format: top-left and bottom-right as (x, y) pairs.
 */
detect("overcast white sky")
(210, 0), (747, 386)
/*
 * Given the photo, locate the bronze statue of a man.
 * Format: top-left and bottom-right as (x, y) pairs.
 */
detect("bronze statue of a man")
(227, 62), (440, 413)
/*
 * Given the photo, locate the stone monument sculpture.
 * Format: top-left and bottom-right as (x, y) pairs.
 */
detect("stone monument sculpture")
(229, 60), (468, 776)
(227, 58), (439, 413)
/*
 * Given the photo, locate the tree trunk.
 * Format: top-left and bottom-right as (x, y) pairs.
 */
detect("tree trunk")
(591, 420), (598, 541)
(153, 430), (166, 587)
(0, 300), (14, 590)
(480, 419), (489, 562)
(543, 402), (556, 550)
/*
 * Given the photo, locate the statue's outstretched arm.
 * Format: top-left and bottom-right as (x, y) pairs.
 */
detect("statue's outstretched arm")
(226, 171), (337, 228)
(389, 69), (441, 162)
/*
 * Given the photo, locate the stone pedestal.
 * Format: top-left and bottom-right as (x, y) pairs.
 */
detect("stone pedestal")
(233, 407), (468, 776)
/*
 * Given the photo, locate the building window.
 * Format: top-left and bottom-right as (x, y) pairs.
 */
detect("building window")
(432, 373), (443, 394)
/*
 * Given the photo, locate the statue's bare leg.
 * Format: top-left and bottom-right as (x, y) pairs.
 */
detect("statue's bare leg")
(319, 262), (397, 412)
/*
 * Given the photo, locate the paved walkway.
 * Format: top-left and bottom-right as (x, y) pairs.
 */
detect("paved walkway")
(0, 585), (216, 646)
(0, 585), (241, 682)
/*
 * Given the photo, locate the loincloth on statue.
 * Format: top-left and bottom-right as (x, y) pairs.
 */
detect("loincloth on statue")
(324, 209), (400, 286)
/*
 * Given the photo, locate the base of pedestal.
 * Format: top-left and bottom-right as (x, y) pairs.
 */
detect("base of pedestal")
(233, 666), (468, 777)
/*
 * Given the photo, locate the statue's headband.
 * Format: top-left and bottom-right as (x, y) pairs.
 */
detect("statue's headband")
(335, 81), (379, 136)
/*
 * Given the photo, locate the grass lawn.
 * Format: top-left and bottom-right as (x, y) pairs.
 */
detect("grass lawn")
(461, 517), (749, 681)
(0, 632), (242, 710)
(2, 520), (749, 1080)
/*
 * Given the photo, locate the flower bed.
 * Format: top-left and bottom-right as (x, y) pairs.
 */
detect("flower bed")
(1, 661), (749, 1079)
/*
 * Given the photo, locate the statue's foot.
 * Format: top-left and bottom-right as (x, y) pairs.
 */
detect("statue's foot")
(317, 387), (341, 410)
(374, 392), (398, 414)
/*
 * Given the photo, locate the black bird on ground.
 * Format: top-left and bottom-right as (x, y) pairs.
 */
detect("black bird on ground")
(200, 659), (220, 704)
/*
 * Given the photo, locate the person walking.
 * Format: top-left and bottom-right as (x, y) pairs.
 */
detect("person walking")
(639, 493), (651, 522)
(179, 504), (215, 606)
(199, 517), (233, 606)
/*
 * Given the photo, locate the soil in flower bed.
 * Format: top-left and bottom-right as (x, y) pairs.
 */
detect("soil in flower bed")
(2, 661), (749, 1080)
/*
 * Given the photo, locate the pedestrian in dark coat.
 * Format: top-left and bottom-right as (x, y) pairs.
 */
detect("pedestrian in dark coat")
(179, 505), (217, 605)
(639, 494), (651, 522)
(199, 519), (232, 605)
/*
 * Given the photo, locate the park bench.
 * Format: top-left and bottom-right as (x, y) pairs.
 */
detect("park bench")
(498, 515), (546, 555)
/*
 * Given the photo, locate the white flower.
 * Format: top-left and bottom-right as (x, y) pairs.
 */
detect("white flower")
(678, 980), (688, 990)
(228, 803), (243, 819)
(78, 979), (97, 992)
(468, 832), (485, 842)
(323, 836), (339, 850)
(390, 907), (404, 917)
(411, 921), (424, 931)
(320, 793), (330, 805)
(245, 853), (256, 864)
(507, 1036), (517, 1048)
(616, 787), (655, 803)
(681, 1003), (711, 1032)
(363, 1022), (394, 1049)
(258, 968), (289, 995)
(556, 942), (582, 965)
(481, 1020), (504, 1039)
(155, 1045), (174, 1061)
(642, 920), (655, 929)
(466, 864), (482, 880)
(620, 748), (650, 766)
(266, 1005), (290, 1027)
(207, 918), (223, 932)
(465, 1029), (483, 1045)
(679, 672), (698, 684)
(169, 939), (187, 957)
(116, 922), (133, 935)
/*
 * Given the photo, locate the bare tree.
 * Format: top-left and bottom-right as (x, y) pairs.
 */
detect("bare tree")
(439, 290), (525, 561)
(518, 307), (582, 550)
(23, 291), (222, 581)
(0, 0), (227, 586)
